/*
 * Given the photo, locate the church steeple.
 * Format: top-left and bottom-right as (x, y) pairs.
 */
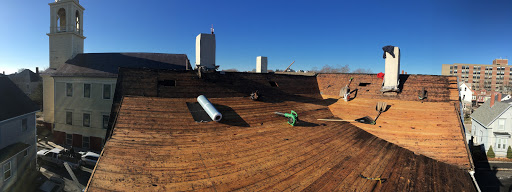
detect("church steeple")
(48, 0), (86, 69)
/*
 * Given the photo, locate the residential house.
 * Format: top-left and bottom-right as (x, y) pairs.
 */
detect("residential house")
(460, 82), (472, 111)
(7, 68), (42, 98)
(0, 77), (39, 191)
(42, 0), (191, 152)
(474, 89), (489, 105)
(471, 93), (512, 157)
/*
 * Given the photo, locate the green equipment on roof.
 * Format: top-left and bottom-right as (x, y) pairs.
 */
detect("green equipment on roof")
(274, 110), (298, 126)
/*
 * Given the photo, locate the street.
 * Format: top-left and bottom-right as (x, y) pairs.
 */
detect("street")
(36, 137), (94, 192)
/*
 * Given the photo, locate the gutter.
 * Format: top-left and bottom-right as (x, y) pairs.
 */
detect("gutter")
(0, 111), (39, 124)
(469, 170), (482, 192)
(454, 102), (481, 191)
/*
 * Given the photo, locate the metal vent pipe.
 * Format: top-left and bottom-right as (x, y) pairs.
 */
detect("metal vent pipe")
(197, 95), (222, 121)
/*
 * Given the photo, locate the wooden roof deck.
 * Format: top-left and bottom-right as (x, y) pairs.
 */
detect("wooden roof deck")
(86, 69), (475, 191)
(87, 96), (475, 191)
(323, 96), (471, 169)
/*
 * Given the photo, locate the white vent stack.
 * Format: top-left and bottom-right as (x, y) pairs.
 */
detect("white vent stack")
(197, 95), (222, 121)
(256, 56), (268, 73)
(381, 46), (400, 92)
(195, 32), (216, 69)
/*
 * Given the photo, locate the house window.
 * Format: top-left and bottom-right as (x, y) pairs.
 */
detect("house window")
(66, 83), (73, 97)
(66, 111), (72, 125)
(22, 118), (27, 132)
(3, 161), (11, 181)
(84, 83), (91, 98)
(103, 115), (109, 129)
(103, 84), (111, 99)
(499, 119), (505, 131)
(497, 138), (507, 150)
(83, 113), (90, 127)
(83, 136), (90, 149)
(66, 134), (72, 145)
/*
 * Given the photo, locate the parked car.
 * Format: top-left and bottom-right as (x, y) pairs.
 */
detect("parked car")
(78, 151), (99, 167)
(37, 148), (80, 169)
(38, 176), (64, 192)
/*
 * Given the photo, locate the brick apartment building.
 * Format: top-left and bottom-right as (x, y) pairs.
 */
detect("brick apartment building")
(442, 59), (509, 91)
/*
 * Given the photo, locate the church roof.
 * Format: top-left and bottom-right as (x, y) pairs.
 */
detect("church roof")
(45, 53), (190, 77)
(0, 77), (39, 122)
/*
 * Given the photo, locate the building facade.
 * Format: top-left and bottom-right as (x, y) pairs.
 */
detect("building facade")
(0, 77), (38, 191)
(442, 59), (509, 91)
(51, 77), (116, 151)
(42, 0), (191, 152)
(470, 93), (512, 158)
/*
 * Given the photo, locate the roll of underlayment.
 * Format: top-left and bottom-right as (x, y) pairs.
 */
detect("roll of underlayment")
(197, 95), (222, 122)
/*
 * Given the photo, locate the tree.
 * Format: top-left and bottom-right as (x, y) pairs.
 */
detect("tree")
(352, 68), (373, 74)
(314, 65), (350, 73)
(30, 83), (43, 109)
(223, 68), (239, 72)
(487, 145), (495, 158)
(507, 146), (512, 159)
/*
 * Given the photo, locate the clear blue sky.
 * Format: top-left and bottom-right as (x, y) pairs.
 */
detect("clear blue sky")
(1, 0), (511, 75)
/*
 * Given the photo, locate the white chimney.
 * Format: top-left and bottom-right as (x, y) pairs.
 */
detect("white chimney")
(256, 56), (268, 73)
(195, 33), (216, 69)
(382, 46), (400, 92)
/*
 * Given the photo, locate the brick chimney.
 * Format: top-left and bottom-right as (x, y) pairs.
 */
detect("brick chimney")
(498, 92), (502, 102)
(491, 92), (495, 107)
(36, 67), (39, 75)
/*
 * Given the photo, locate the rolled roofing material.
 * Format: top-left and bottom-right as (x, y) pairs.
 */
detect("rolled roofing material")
(197, 95), (222, 121)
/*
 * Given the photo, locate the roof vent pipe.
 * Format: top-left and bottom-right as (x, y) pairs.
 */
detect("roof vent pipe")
(197, 95), (222, 121)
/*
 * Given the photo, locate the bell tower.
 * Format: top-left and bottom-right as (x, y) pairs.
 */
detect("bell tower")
(48, 0), (85, 69)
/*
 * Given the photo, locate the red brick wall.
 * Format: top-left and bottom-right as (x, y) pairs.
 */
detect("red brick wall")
(90, 137), (103, 152)
(53, 131), (65, 145)
(73, 134), (82, 148)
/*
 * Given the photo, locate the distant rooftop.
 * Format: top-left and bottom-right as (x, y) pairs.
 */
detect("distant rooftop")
(0, 77), (39, 121)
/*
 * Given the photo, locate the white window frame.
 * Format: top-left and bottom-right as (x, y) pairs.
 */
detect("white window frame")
(83, 83), (91, 98)
(66, 111), (73, 125)
(497, 138), (508, 150)
(498, 119), (506, 131)
(66, 83), (73, 97)
(83, 136), (90, 149)
(103, 84), (112, 100)
(3, 161), (11, 181)
(103, 115), (109, 129)
(21, 118), (27, 132)
(66, 133), (73, 145)
(83, 113), (91, 127)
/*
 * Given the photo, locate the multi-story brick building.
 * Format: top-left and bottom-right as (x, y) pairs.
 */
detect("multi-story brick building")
(441, 59), (509, 91)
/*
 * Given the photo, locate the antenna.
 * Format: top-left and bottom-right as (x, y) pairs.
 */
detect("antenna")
(211, 24), (214, 34)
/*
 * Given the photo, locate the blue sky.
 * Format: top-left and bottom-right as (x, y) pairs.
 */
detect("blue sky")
(0, 0), (511, 75)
